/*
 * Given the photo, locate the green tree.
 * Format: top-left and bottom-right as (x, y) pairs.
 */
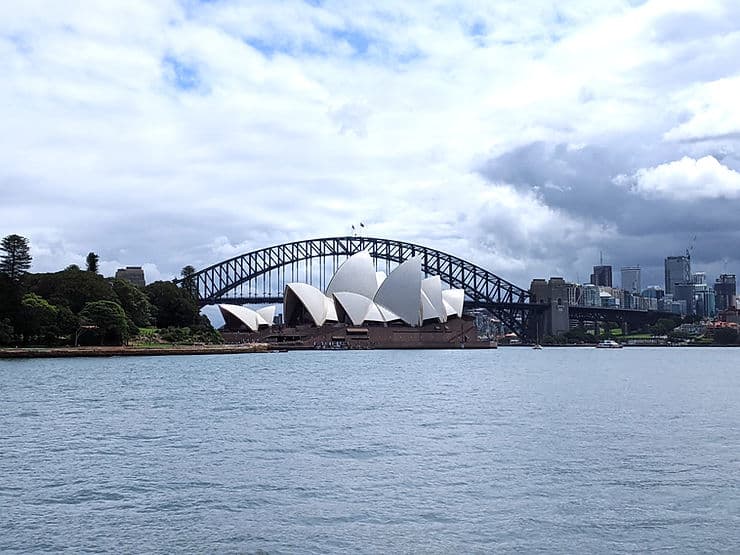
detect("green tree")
(160, 326), (192, 343)
(145, 281), (199, 328)
(19, 293), (59, 344)
(191, 314), (223, 344)
(111, 278), (153, 327)
(79, 300), (128, 345)
(682, 313), (703, 324)
(55, 305), (79, 342)
(86, 252), (100, 274)
(0, 273), (22, 324)
(26, 266), (116, 313)
(650, 317), (680, 336)
(564, 326), (597, 344)
(0, 318), (15, 345)
(712, 327), (739, 345)
(125, 316), (139, 339)
(0, 234), (32, 281)
(180, 265), (197, 298)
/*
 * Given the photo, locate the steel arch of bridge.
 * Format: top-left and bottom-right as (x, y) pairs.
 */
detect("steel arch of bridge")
(179, 236), (534, 338)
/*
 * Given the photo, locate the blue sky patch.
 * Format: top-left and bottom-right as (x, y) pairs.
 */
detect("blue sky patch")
(331, 28), (372, 56)
(243, 37), (284, 57)
(162, 55), (201, 91)
(468, 20), (486, 37)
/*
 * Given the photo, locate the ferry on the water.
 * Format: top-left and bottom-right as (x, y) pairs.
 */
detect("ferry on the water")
(596, 339), (623, 349)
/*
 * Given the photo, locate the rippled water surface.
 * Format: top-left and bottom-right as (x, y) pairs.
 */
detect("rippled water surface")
(1, 348), (739, 553)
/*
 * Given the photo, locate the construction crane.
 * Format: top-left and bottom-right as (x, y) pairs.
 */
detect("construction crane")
(686, 234), (697, 260)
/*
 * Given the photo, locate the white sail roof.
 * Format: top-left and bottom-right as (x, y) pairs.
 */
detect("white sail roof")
(333, 292), (374, 326)
(256, 306), (276, 325)
(421, 290), (438, 322)
(218, 304), (272, 332)
(377, 304), (400, 322)
(284, 283), (328, 326)
(324, 295), (338, 322)
(373, 256), (423, 326)
(421, 275), (447, 323)
(279, 254), (466, 328)
(364, 302), (387, 322)
(441, 288), (465, 318)
(442, 299), (457, 317)
(325, 251), (379, 299)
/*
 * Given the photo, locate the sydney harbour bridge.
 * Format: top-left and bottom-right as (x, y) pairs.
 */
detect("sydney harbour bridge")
(176, 236), (667, 341)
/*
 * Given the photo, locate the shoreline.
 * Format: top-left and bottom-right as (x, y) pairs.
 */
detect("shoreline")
(0, 344), (271, 359)
(2, 342), (737, 359)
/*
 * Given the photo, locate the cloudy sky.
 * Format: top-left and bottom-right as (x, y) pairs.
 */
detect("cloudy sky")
(2, 0), (740, 289)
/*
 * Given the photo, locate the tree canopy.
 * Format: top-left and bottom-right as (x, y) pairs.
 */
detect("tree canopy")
(26, 266), (116, 313)
(111, 278), (153, 327)
(180, 265), (197, 298)
(86, 252), (100, 274)
(0, 318), (14, 345)
(713, 327), (739, 345)
(0, 235), (221, 346)
(18, 293), (58, 344)
(146, 281), (199, 328)
(0, 234), (32, 281)
(0, 273), (22, 322)
(79, 300), (129, 345)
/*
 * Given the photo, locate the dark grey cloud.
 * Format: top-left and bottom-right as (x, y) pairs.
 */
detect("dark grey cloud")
(478, 134), (740, 286)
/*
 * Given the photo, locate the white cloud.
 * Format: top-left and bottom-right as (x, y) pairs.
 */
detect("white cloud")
(621, 155), (740, 200)
(1, 0), (740, 285)
(664, 76), (740, 141)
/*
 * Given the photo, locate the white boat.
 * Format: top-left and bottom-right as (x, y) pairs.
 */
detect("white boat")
(596, 339), (622, 349)
(532, 343), (543, 350)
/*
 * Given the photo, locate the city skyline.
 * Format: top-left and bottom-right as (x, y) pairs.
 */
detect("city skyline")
(2, 1), (740, 288)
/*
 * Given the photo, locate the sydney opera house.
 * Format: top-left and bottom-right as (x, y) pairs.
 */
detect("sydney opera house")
(216, 251), (494, 349)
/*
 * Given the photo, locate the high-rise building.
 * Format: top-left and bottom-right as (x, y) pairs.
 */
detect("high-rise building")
(715, 274), (736, 311)
(694, 284), (716, 318)
(641, 285), (664, 300)
(664, 255), (690, 295)
(590, 265), (612, 287)
(673, 283), (696, 315)
(620, 266), (641, 293)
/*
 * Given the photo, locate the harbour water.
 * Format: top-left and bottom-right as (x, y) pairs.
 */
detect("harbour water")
(1, 348), (738, 553)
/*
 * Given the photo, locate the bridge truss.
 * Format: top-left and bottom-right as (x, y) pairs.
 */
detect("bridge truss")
(177, 236), (535, 338)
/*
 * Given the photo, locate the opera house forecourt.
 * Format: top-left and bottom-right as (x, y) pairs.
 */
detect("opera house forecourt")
(216, 251), (495, 349)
